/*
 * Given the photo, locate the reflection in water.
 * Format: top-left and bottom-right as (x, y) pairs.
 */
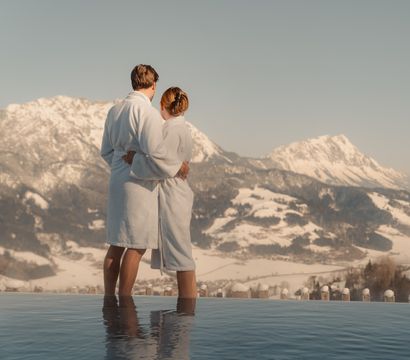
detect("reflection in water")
(102, 296), (196, 360)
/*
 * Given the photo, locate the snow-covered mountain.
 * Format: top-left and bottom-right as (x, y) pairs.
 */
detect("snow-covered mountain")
(263, 134), (408, 190)
(0, 96), (113, 194)
(1, 96), (410, 285)
(1, 96), (229, 187)
(187, 122), (232, 163)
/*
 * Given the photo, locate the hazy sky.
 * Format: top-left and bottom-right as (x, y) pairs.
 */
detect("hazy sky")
(1, 0), (409, 173)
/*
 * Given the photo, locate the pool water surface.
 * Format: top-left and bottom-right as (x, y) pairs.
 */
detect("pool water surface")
(1, 294), (410, 359)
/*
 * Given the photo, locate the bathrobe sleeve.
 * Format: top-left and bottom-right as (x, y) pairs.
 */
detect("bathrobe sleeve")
(130, 108), (182, 180)
(100, 109), (114, 166)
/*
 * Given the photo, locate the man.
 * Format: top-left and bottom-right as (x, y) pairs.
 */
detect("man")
(100, 64), (189, 296)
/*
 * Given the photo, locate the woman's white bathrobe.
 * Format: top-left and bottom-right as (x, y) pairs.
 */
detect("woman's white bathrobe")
(130, 116), (196, 272)
(100, 91), (181, 249)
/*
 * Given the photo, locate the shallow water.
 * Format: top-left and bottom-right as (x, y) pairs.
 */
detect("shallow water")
(1, 294), (410, 359)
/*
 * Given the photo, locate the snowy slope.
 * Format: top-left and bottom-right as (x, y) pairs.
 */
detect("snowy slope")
(265, 134), (408, 189)
(1, 96), (410, 287)
(0, 245), (345, 294)
(205, 187), (327, 249)
(0, 96), (113, 194)
(186, 122), (232, 163)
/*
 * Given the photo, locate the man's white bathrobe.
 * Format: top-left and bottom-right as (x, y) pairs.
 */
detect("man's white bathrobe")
(131, 116), (196, 272)
(100, 91), (181, 249)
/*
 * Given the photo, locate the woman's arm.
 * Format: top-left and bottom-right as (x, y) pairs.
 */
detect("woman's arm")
(130, 128), (183, 180)
(128, 107), (183, 179)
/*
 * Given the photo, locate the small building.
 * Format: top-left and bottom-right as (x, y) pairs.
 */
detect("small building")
(152, 286), (163, 296)
(229, 283), (249, 298)
(384, 289), (395, 303)
(250, 284), (259, 299)
(250, 283), (269, 299)
(199, 284), (208, 297)
(145, 284), (153, 296)
(257, 284), (270, 299)
(362, 288), (370, 302)
(330, 284), (341, 301)
(280, 288), (289, 300)
(301, 287), (310, 300)
(342, 288), (350, 302)
(216, 288), (223, 298)
(321, 285), (330, 301)
(164, 286), (174, 296)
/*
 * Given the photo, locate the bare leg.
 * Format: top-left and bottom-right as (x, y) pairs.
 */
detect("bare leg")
(104, 245), (125, 296)
(177, 297), (196, 315)
(118, 296), (143, 337)
(177, 271), (197, 298)
(118, 248), (146, 296)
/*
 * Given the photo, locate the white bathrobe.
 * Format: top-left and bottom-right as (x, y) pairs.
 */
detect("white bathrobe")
(130, 116), (196, 272)
(100, 91), (181, 249)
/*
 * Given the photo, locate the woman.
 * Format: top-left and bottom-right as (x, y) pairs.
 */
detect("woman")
(127, 87), (197, 298)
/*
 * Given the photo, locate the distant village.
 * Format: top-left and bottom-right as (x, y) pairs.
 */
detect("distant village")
(0, 278), (406, 303)
(2, 257), (410, 303)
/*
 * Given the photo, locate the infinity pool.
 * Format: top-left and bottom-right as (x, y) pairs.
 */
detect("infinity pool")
(1, 294), (410, 359)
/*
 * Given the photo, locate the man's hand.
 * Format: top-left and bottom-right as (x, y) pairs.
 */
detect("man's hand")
(176, 161), (190, 180)
(122, 151), (136, 165)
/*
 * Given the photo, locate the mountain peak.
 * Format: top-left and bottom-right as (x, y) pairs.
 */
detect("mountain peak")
(292, 133), (352, 147)
(322, 133), (350, 143)
(319, 134), (356, 150)
(266, 134), (408, 189)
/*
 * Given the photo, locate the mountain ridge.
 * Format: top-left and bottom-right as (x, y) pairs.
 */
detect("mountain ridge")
(1, 96), (410, 282)
(3, 95), (407, 190)
(263, 133), (408, 190)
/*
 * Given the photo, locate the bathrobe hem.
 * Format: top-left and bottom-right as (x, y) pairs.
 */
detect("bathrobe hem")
(150, 265), (196, 271)
(105, 241), (158, 250)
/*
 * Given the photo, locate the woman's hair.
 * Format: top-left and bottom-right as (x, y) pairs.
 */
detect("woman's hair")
(130, 64), (159, 90)
(160, 87), (189, 116)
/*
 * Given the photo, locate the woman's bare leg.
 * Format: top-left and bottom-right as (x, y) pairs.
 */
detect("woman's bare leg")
(118, 248), (146, 296)
(177, 297), (196, 315)
(104, 245), (126, 296)
(177, 271), (197, 298)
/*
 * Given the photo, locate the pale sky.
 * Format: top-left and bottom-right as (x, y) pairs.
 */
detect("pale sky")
(1, 0), (409, 174)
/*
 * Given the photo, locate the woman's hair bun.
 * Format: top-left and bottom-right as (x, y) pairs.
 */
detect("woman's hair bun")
(161, 87), (189, 116)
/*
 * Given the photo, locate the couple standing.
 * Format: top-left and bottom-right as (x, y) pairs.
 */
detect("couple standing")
(100, 64), (197, 298)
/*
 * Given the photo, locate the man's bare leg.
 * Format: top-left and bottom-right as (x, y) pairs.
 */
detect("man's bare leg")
(104, 245), (126, 296)
(177, 271), (197, 298)
(118, 296), (142, 337)
(118, 248), (146, 296)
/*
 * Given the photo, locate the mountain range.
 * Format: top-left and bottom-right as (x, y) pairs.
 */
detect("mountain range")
(0, 96), (409, 281)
